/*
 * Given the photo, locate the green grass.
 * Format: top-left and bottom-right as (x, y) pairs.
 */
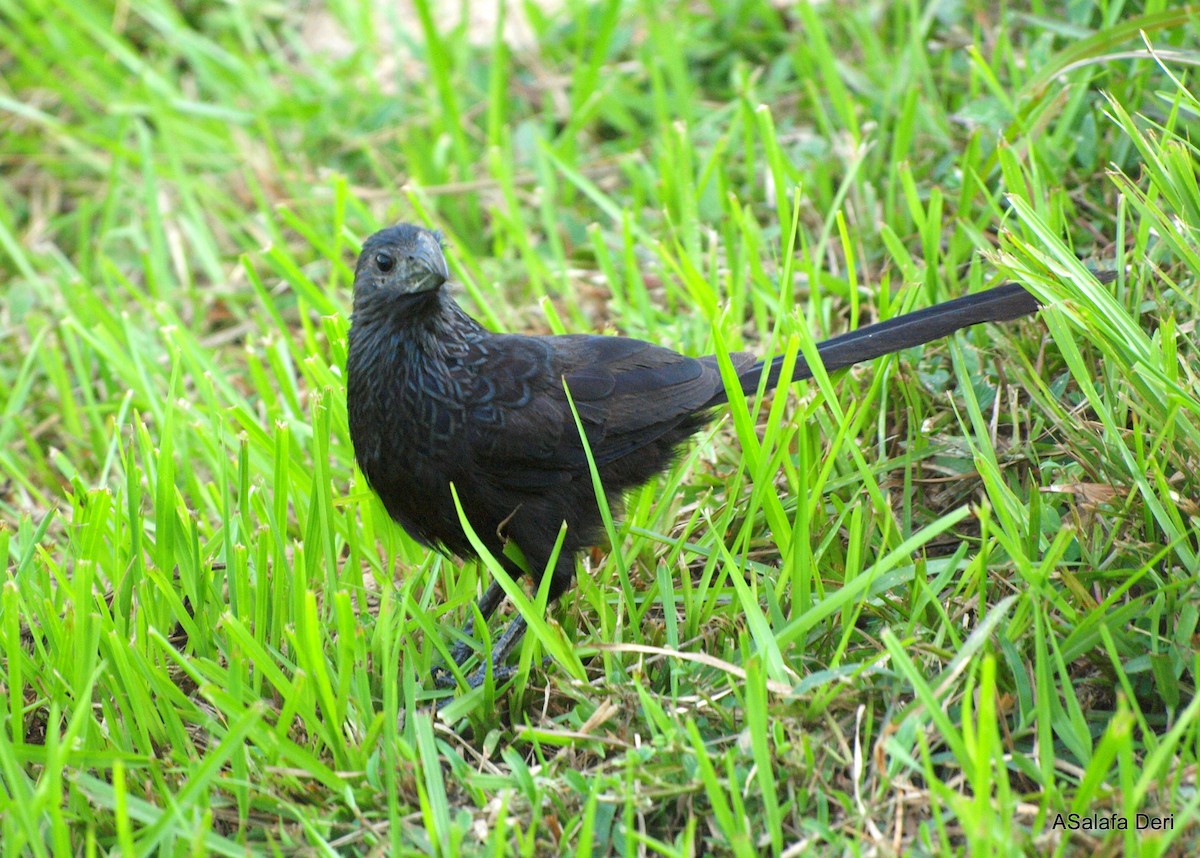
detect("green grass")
(2, 0), (1199, 854)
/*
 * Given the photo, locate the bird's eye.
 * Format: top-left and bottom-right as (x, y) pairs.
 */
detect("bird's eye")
(375, 252), (395, 272)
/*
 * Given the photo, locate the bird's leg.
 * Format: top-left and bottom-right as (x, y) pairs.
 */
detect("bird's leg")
(447, 579), (506, 666)
(431, 607), (527, 690)
(462, 612), (528, 688)
(431, 579), (507, 688)
(457, 548), (573, 688)
(432, 541), (566, 692)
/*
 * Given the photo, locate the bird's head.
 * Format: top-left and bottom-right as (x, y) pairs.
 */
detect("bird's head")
(352, 224), (450, 303)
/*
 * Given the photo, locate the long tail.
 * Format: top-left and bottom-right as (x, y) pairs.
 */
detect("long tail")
(718, 281), (1042, 402)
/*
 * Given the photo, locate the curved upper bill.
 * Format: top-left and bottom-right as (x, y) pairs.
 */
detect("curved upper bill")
(408, 229), (450, 293)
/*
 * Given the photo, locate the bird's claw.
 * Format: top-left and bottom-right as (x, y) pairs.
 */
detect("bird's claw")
(430, 661), (519, 690)
(430, 664), (458, 689)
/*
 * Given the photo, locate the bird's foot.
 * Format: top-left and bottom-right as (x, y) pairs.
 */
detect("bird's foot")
(431, 661), (519, 691)
(470, 663), (519, 687)
(432, 612), (530, 689)
(430, 664), (457, 689)
(431, 640), (478, 688)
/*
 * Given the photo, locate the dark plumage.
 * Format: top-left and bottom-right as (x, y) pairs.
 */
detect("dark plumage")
(346, 223), (1046, 688)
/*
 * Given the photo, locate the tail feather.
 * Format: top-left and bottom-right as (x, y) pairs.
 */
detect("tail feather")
(713, 281), (1043, 404)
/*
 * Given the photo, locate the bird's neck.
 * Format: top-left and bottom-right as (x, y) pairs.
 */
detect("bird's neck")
(346, 291), (488, 470)
(347, 291), (487, 394)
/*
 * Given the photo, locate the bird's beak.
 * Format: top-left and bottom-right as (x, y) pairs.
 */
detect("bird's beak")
(409, 230), (450, 293)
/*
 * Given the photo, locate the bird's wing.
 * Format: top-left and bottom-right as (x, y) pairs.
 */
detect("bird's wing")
(463, 333), (754, 490)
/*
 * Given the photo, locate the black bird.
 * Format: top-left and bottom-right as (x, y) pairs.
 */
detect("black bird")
(347, 223), (1046, 689)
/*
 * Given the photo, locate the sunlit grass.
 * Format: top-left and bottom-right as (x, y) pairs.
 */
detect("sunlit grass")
(1, 0), (1198, 854)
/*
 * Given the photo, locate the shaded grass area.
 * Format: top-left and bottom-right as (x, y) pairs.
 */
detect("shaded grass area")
(1, 0), (1199, 854)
